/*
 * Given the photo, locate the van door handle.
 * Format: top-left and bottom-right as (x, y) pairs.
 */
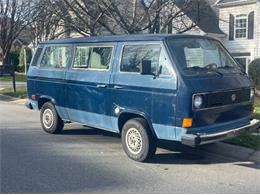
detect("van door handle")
(97, 84), (107, 88)
(114, 85), (124, 89)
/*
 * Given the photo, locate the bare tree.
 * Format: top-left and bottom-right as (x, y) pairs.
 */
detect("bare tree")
(48, 0), (207, 36)
(47, 0), (117, 36)
(28, 0), (66, 48)
(139, 0), (199, 34)
(0, 0), (38, 64)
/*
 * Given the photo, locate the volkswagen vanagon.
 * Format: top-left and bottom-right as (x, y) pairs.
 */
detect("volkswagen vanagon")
(26, 34), (260, 162)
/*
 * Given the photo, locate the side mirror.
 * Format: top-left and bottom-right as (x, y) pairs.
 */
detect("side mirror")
(141, 60), (152, 75)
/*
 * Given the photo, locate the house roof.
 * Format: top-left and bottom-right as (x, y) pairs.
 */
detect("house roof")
(176, 0), (224, 35)
(217, 0), (240, 3)
(16, 37), (31, 46)
(42, 34), (218, 44)
(216, 0), (258, 7)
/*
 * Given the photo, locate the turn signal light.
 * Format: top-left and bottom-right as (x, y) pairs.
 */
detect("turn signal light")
(182, 118), (193, 128)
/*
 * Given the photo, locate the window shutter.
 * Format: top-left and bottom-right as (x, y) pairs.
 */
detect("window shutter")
(229, 14), (234, 40)
(248, 11), (254, 39)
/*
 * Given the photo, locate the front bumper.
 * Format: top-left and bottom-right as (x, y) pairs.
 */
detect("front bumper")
(181, 119), (260, 147)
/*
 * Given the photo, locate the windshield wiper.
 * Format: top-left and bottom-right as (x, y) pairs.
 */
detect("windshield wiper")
(185, 66), (223, 76)
(218, 66), (246, 75)
(217, 65), (235, 70)
(203, 63), (223, 76)
(207, 68), (223, 76)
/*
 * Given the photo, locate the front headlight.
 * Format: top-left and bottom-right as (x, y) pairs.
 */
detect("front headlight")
(250, 88), (255, 100)
(193, 95), (203, 109)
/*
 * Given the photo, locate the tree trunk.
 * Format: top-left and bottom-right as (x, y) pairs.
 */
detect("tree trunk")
(2, 48), (9, 65)
(256, 89), (260, 98)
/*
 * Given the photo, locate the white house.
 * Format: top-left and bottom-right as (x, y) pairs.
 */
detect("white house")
(216, 0), (260, 73)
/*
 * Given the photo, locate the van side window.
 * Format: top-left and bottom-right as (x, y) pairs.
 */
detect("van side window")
(159, 50), (172, 76)
(120, 45), (161, 73)
(73, 46), (112, 70)
(89, 47), (112, 70)
(31, 47), (43, 66)
(40, 46), (71, 69)
(73, 46), (90, 68)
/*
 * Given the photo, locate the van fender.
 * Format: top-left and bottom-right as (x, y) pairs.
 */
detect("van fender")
(117, 109), (157, 138)
(38, 95), (57, 108)
(37, 95), (67, 119)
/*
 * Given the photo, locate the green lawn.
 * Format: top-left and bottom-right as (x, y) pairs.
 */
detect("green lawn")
(0, 87), (27, 99)
(253, 99), (260, 120)
(0, 74), (27, 82)
(224, 99), (260, 150)
(224, 133), (260, 150)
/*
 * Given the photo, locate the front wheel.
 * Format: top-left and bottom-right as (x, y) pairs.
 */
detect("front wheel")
(121, 118), (156, 162)
(40, 102), (64, 134)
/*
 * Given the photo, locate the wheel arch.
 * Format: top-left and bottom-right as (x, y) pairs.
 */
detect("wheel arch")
(38, 95), (56, 110)
(117, 110), (157, 138)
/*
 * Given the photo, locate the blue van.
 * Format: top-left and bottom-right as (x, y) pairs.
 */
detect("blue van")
(26, 34), (260, 162)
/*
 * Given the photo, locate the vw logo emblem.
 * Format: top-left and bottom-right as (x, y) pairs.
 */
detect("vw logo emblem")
(231, 94), (236, 102)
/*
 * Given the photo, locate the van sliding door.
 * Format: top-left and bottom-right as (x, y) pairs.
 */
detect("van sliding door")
(65, 43), (116, 131)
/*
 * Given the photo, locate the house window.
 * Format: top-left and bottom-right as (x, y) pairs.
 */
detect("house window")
(235, 14), (247, 38)
(234, 57), (250, 73)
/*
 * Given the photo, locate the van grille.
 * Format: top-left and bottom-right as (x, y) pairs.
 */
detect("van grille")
(205, 88), (250, 108)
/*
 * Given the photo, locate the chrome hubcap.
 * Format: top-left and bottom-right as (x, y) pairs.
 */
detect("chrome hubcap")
(126, 128), (142, 155)
(43, 108), (54, 129)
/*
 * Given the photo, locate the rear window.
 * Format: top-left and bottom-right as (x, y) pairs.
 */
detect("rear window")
(40, 46), (72, 69)
(31, 47), (43, 66)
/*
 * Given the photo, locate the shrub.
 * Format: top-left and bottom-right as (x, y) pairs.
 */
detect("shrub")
(19, 47), (32, 72)
(248, 58), (260, 86)
(8, 49), (20, 71)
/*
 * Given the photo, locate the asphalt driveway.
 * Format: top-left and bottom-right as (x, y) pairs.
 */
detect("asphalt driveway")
(0, 100), (260, 193)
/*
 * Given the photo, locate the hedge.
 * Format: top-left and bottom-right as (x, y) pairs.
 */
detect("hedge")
(248, 58), (260, 86)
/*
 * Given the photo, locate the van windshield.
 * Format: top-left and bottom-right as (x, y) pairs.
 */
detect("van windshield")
(167, 38), (243, 76)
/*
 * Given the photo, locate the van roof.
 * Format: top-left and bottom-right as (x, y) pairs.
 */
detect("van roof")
(41, 34), (211, 45)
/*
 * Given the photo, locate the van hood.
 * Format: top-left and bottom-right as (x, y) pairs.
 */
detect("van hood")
(184, 73), (253, 129)
(185, 73), (252, 93)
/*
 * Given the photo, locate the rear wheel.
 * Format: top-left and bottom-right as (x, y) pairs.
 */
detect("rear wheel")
(40, 102), (64, 134)
(121, 118), (156, 162)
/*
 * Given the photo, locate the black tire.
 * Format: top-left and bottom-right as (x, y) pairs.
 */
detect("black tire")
(40, 102), (64, 134)
(121, 118), (156, 162)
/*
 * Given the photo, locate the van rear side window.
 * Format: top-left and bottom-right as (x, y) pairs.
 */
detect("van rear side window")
(40, 46), (72, 69)
(31, 48), (43, 66)
(73, 46), (112, 70)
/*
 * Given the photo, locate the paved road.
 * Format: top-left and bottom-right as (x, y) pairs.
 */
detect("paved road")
(0, 100), (260, 193)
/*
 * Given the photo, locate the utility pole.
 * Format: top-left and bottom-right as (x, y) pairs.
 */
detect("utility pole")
(24, 48), (27, 74)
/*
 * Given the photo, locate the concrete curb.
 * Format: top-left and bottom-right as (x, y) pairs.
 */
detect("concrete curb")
(0, 94), (19, 101)
(200, 142), (260, 164)
(0, 94), (26, 105)
(11, 98), (27, 105)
